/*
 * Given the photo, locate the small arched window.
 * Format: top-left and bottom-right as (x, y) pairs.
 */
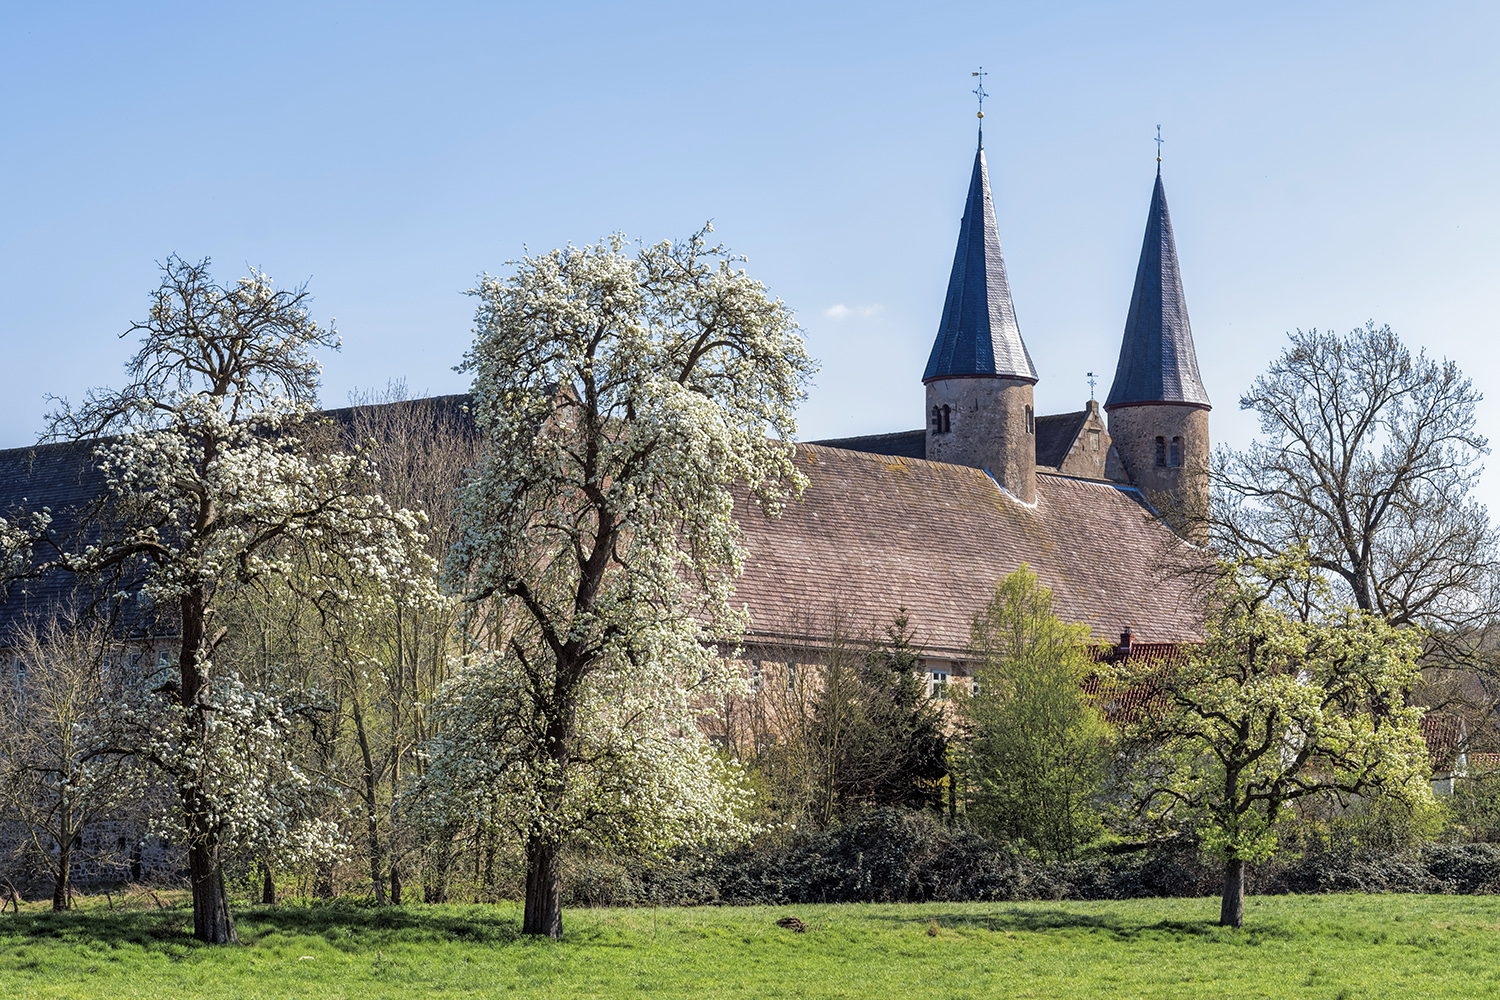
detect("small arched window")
(931, 405), (952, 434)
(1024, 405), (1035, 434)
(1169, 436), (1183, 467)
(1154, 436), (1166, 467)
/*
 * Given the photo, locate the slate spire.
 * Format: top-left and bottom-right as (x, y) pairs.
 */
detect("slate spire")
(1104, 172), (1211, 410)
(923, 130), (1038, 384)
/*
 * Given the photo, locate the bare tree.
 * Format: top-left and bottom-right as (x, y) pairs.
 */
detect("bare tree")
(0, 605), (144, 910)
(1212, 323), (1498, 664)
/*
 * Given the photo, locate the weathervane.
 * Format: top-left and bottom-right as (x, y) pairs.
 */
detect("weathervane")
(1155, 125), (1164, 171)
(1087, 371), (1097, 400)
(972, 67), (989, 118)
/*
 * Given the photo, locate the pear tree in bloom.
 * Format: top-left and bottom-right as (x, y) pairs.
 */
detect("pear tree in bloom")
(1124, 552), (1433, 929)
(0, 256), (432, 944)
(431, 227), (814, 938)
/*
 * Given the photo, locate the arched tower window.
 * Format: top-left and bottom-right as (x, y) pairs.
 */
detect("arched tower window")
(1154, 436), (1166, 467)
(1024, 405), (1035, 434)
(1169, 436), (1182, 467)
(941, 404), (951, 433)
(931, 405), (952, 434)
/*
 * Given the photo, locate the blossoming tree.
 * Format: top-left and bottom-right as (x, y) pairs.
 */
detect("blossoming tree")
(0, 256), (431, 944)
(431, 227), (814, 938)
(1124, 553), (1433, 928)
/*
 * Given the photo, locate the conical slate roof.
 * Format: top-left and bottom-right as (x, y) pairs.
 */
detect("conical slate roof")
(1105, 172), (1210, 410)
(923, 133), (1037, 384)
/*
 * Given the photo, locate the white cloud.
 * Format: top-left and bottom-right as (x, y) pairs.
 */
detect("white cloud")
(823, 303), (883, 320)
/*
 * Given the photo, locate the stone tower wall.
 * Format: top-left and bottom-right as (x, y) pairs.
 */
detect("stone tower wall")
(925, 376), (1037, 503)
(1105, 403), (1210, 533)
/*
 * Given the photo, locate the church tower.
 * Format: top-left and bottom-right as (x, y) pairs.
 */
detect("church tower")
(924, 130), (1039, 504)
(1104, 167), (1211, 530)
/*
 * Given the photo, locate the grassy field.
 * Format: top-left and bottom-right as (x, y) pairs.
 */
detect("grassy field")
(2, 893), (1499, 998)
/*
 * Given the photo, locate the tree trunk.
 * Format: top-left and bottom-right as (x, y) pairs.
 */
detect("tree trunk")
(261, 861), (276, 905)
(189, 839), (239, 944)
(179, 589), (239, 945)
(1220, 858), (1245, 928)
(53, 839), (71, 911)
(424, 820), (459, 904)
(522, 834), (563, 939)
(351, 699), (387, 904)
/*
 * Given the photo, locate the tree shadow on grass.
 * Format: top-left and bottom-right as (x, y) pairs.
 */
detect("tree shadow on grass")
(0, 900), (525, 956)
(871, 908), (1300, 944)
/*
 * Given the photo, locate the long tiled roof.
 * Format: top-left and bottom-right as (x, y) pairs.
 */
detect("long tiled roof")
(1105, 172), (1210, 410)
(734, 443), (1206, 655)
(923, 132), (1037, 384)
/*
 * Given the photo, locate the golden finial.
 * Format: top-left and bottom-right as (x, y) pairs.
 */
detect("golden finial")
(972, 67), (988, 119)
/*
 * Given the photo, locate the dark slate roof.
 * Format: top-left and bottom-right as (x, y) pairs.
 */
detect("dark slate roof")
(733, 444), (1206, 656)
(0, 439), (158, 645)
(808, 429), (926, 459)
(1104, 172), (1211, 410)
(923, 132), (1037, 384)
(1034, 411), (1088, 468)
(0, 394), (480, 648)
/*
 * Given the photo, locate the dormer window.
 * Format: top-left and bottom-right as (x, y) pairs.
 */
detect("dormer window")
(1154, 436), (1166, 467)
(1169, 436), (1183, 467)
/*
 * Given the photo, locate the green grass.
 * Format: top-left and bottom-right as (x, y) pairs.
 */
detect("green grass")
(2, 894), (1500, 998)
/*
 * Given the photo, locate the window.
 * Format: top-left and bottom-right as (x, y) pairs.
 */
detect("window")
(1024, 405), (1035, 434)
(785, 662), (797, 691)
(931, 404), (951, 434)
(158, 650), (173, 669)
(749, 660), (763, 692)
(930, 670), (949, 699)
(1088, 429), (1101, 453)
(1169, 436), (1183, 467)
(969, 675), (981, 697)
(1154, 436), (1166, 467)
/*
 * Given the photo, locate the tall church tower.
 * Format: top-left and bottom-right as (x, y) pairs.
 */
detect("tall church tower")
(924, 130), (1040, 504)
(1104, 167), (1211, 530)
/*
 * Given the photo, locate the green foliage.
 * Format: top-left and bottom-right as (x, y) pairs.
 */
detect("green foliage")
(965, 566), (1109, 861)
(806, 613), (949, 822)
(1447, 772), (1500, 842)
(1126, 552), (1435, 925)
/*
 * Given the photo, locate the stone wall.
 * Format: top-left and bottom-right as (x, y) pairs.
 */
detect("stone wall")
(925, 376), (1036, 503)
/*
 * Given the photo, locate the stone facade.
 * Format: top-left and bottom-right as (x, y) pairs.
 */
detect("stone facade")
(925, 376), (1037, 503)
(1103, 403), (1210, 531)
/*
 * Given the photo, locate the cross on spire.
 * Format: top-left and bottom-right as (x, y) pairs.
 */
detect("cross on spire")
(1087, 371), (1097, 400)
(972, 67), (989, 119)
(1155, 125), (1164, 173)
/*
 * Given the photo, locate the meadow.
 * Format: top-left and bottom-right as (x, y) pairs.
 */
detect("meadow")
(2, 893), (1498, 999)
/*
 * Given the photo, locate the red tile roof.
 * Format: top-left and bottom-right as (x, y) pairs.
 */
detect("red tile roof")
(733, 444), (1208, 656)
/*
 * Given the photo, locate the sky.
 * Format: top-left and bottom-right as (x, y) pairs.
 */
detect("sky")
(4, 2), (1499, 500)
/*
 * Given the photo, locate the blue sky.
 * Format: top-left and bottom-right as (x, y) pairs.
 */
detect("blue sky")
(4, 2), (1498, 499)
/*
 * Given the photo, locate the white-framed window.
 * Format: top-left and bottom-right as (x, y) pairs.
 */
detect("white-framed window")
(786, 662), (798, 691)
(749, 660), (764, 693)
(930, 670), (949, 699)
